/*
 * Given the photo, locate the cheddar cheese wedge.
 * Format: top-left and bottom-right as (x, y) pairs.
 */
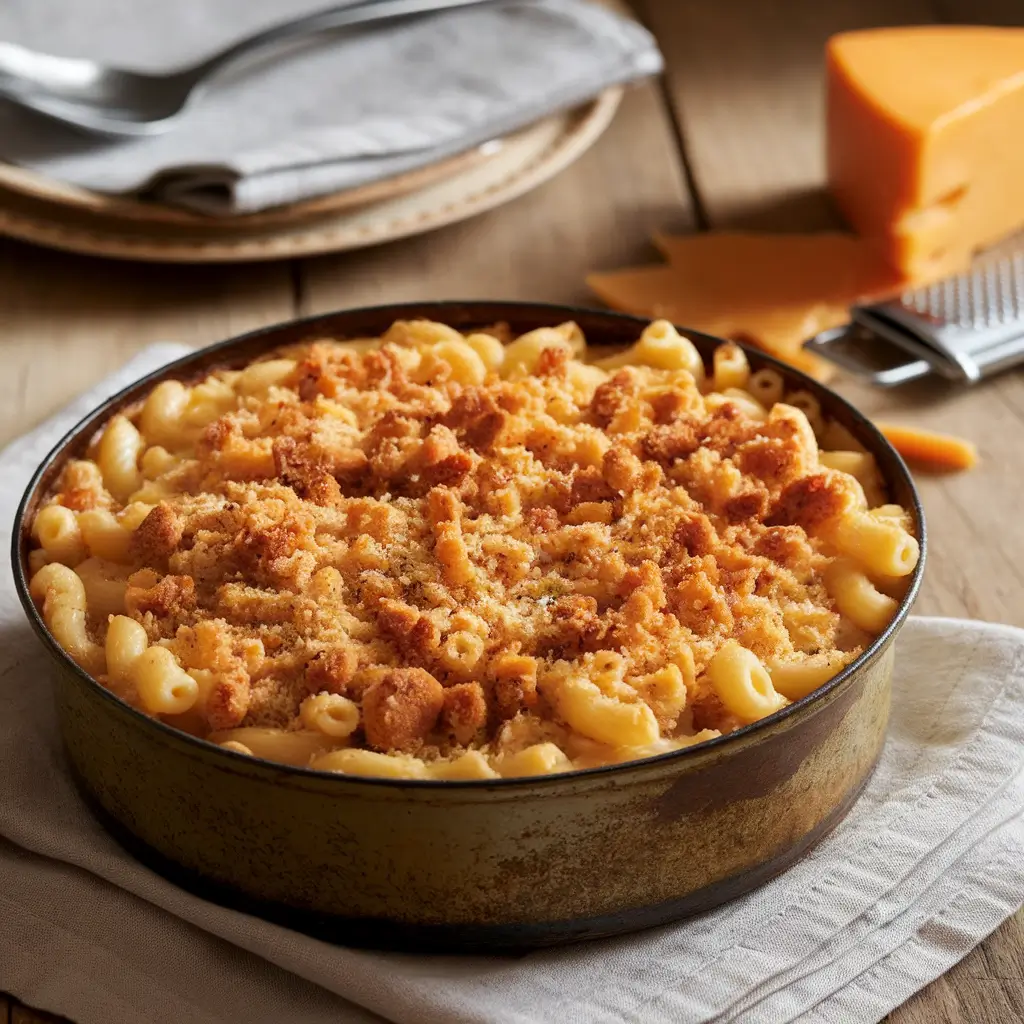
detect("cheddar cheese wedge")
(828, 26), (1024, 278)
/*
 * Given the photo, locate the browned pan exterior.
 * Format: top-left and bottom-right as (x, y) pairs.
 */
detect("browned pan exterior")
(13, 302), (924, 950)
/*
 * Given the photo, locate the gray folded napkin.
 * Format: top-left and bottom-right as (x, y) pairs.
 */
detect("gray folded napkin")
(0, 0), (661, 214)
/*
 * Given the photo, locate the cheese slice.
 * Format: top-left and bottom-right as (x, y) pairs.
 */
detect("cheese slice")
(827, 26), (1024, 279)
(587, 232), (907, 379)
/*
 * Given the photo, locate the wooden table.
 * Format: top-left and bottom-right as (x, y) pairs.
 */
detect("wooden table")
(3, 0), (1023, 1020)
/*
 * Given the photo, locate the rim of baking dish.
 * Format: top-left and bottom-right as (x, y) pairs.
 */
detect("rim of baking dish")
(12, 300), (926, 789)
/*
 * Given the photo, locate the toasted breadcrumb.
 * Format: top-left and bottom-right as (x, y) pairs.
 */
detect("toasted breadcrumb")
(362, 668), (445, 752)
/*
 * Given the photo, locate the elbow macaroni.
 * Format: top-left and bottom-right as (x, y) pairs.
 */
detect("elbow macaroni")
(712, 342), (750, 391)
(211, 728), (336, 766)
(556, 677), (660, 748)
(97, 414), (144, 502)
(78, 508), (134, 563)
(237, 358), (297, 397)
(495, 743), (572, 778)
(300, 693), (360, 738)
(131, 646), (199, 716)
(33, 504), (86, 566)
(310, 748), (430, 779)
(464, 332), (505, 372)
(26, 319), (917, 780)
(785, 390), (824, 437)
(597, 319), (705, 383)
(105, 615), (148, 690)
(502, 327), (574, 378)
(825, 561), (899, 634)
(747, 367), (785, 407)
(767, 651), (854, 701)
(819, 449), (874, 484)
(431, 341), (488, 386)
(29, 563), (103, 674)
(74, 557), (128, 618)
(826, 510), (919, 578)
(140, 380), (190, 448)
(707, 641), (788, 723)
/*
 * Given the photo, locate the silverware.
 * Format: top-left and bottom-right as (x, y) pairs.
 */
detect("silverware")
(805, 237), (1024, 386)
(0, 0), (504, 137)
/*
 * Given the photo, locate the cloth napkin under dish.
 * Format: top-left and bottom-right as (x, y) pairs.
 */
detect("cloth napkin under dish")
(2, 346), (1024, 1024)
(0, 0), (661, 215)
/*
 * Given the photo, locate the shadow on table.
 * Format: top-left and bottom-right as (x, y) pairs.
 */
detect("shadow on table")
(704, 186), (844, 233)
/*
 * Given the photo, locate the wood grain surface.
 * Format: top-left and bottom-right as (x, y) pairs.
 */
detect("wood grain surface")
(3, 0), (1023, 1021)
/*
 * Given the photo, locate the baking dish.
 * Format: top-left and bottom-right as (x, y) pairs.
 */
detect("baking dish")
(12, 301), (925, 950)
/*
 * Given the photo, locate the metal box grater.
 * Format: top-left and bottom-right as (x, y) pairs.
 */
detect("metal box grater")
(804, 238), (1024, 385)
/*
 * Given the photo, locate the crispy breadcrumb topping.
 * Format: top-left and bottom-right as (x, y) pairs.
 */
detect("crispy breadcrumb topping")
(30, 319), (913, 778)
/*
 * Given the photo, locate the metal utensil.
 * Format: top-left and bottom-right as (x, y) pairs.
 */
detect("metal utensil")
(0, 0), (503, 137)
(805, 237), (1024, 386)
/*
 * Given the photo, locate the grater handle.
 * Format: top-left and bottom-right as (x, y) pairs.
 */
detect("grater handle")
(804, 325), (934, 386)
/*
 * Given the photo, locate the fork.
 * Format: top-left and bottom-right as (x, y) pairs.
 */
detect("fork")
(0, 0), (505, 137)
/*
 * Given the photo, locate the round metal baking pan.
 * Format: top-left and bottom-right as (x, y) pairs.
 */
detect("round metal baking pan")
(12, 301), (925, 950)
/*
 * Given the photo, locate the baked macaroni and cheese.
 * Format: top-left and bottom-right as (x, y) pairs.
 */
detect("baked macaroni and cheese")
(27, 319), (918, 780)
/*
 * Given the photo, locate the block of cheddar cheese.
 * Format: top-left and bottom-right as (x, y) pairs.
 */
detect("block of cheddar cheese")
(828, 26), (1024, 279)
(587, 232), (907, 378)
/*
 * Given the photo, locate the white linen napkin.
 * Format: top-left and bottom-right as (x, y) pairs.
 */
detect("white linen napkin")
(0, 0), (661, 214)
(2, 346), (1023, 1024)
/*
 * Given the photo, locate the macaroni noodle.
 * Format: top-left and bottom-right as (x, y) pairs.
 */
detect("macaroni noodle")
(825, 561), (899, 633)
(310, 748), (429, 779)
(712, 341), (750, 391)
(555, 677), (660, 748)
(496, 742), (573, 777)
(104, 614), (149, 696)
(767, 651), (854, 701)
(827, 510), (920, 578)
(300, 692), (360, 738)
(77, 508), (134, 563)
(97, 414), (144, 502)
(140, 380), (190, 448)
(29, 563), (103, 674)
(210, 728), (334, 766)
(747, 367), (785, 407)
(74, 557), (128, 618)
(707, 640), (788, 723)
(131, 646), (199, 716)
(33, 504), (86, 566)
